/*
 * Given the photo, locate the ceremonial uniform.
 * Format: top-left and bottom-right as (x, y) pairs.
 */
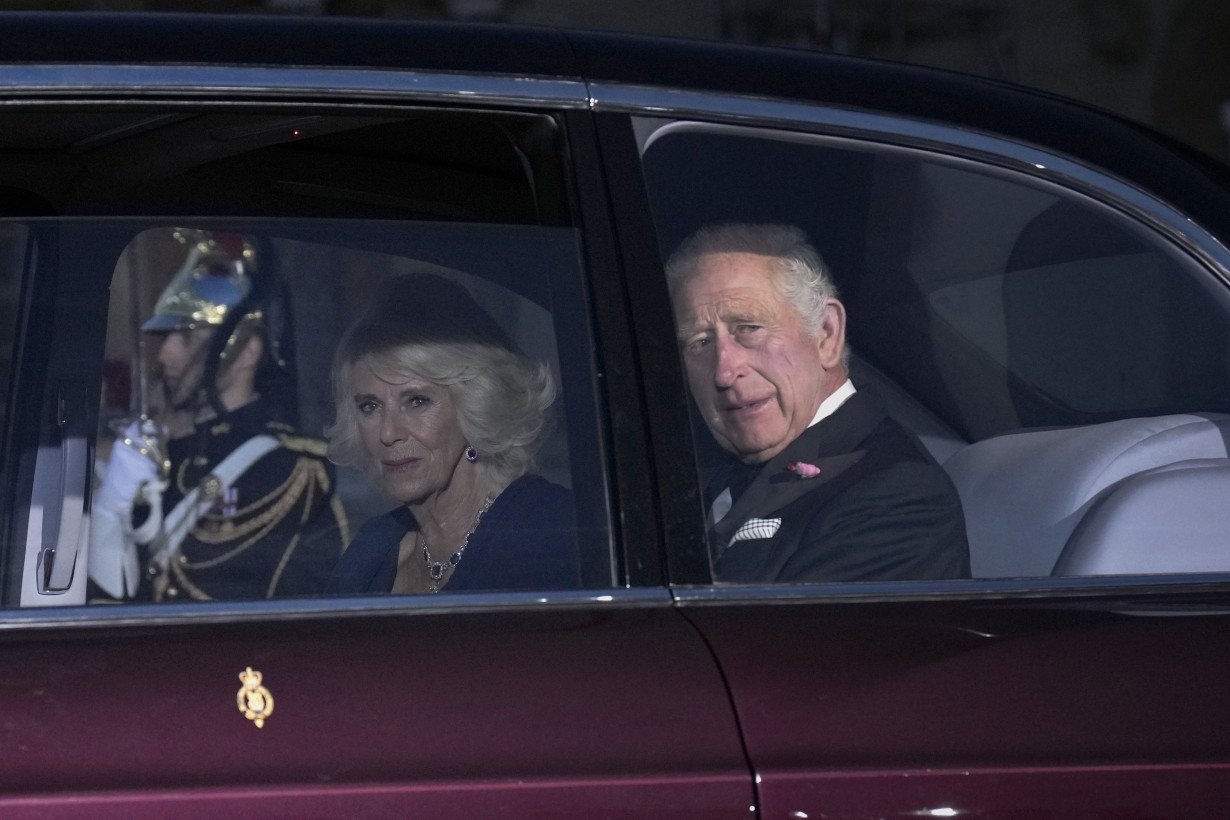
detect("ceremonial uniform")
(142, 398), (349, 601)
(87, 228), (349, 602)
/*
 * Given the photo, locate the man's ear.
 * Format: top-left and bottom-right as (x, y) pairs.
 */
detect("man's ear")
(815, 298), (846, 370)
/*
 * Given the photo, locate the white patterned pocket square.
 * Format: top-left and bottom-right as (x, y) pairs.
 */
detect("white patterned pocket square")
(728, 517), (782, 546)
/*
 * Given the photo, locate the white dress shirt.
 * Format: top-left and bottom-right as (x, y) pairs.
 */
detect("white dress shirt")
(710, 379), (857, 525)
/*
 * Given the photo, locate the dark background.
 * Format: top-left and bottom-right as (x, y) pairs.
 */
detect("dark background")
(13, 0), (1229, 165)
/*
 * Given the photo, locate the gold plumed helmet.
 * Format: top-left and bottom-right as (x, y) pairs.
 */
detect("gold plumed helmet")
(142, 228), (255, 332)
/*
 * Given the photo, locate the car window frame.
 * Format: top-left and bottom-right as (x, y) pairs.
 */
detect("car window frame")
(599, 86), (1230, 284)
(0, 66), (670, 626)
(638, 117), (1230, 434)
(589, 85), (1230, 607)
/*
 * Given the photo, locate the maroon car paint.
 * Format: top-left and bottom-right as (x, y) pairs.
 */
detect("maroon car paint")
(0, 603), (754, 816)
(682, 598), (1230, 817)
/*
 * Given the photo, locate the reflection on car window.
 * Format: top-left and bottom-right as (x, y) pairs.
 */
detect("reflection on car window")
(90, 228), (349, 601)
(640, 118), (1230, 583)
(2, 108), (612, 609)
(860, 160), (1230, 430)
(85, 221), (609, 603)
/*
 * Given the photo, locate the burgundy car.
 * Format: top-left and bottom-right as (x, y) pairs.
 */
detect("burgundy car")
(0, 11), (1228, 817)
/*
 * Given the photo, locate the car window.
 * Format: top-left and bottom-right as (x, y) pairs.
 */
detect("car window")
(8, 108), (614, 607)
(638, 117), (1230, 584)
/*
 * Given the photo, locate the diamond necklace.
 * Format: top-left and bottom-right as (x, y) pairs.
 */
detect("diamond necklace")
(421, 493), (496, 593)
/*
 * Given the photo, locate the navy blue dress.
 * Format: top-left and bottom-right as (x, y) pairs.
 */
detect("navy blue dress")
(328, 474), (581, 593)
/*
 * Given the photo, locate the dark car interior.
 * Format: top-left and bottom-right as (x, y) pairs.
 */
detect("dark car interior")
(0, 100), (1228, 605)
(0, 108), (569, 222)
(640, 119), (1230, 580)
(0, 105), (613, 605)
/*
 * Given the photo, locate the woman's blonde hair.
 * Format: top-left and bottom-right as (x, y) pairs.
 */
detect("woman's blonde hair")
(326, 274), (555, 490)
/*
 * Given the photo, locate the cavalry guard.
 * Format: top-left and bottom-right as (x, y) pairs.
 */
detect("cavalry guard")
(88, 229), (349, 601)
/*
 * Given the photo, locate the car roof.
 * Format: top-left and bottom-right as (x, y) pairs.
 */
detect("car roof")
(0, 11), (1226, 236)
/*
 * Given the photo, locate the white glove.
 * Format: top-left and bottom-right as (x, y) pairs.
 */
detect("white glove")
(87, 420), (165, 599)
(94, 420), (161, 513)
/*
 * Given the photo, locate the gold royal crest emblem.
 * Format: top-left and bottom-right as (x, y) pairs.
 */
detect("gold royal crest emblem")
(237, 666), (274, 728)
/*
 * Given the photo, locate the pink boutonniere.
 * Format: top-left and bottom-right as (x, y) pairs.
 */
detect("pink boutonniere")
(786, 461), (821, 478)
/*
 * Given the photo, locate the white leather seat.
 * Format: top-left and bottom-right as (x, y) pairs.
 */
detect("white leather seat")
(1053, 458), (1230, 576)
(944, 414), (1230, 577)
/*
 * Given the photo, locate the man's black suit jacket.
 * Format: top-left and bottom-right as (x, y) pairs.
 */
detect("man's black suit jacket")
(708, 390), (970, 583)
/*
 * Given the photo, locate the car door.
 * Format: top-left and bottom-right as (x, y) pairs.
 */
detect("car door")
(589, 55), (1230, 818)
(0, 42), (754, 817)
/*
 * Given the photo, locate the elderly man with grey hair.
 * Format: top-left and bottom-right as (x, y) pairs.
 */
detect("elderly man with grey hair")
(668, 223), (969, 582)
